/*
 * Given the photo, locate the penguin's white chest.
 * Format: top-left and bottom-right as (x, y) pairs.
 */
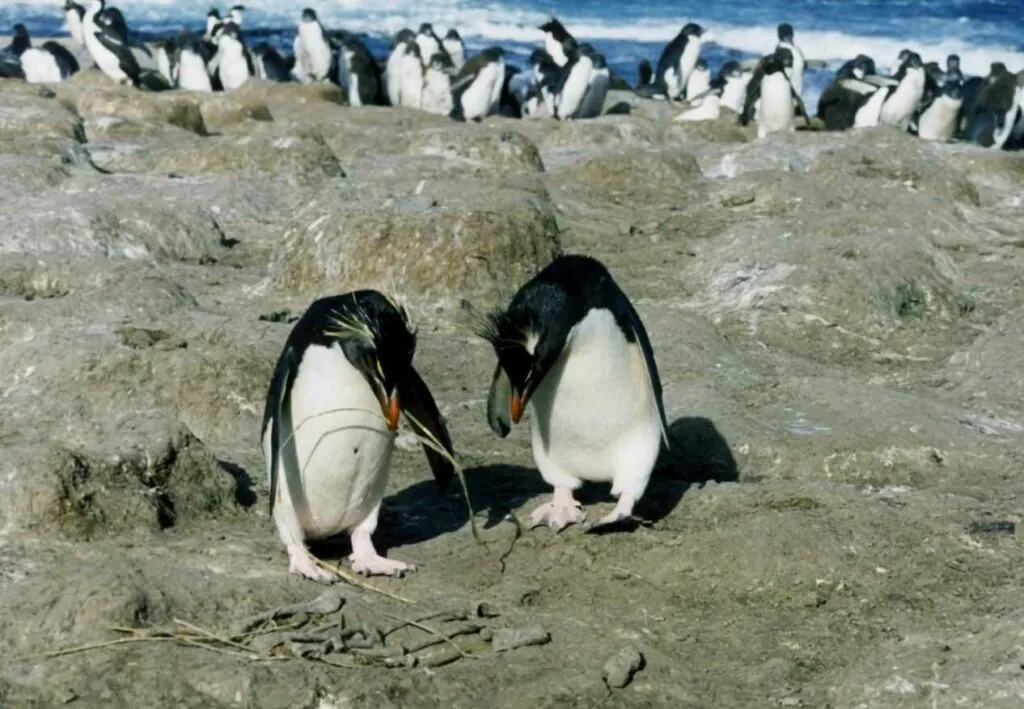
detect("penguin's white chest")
(527, 309), (661, 483)
(178, 49), (212, 91)
(385, 45), (407, 105)
(758, 72), (795, 135)
(854, 87), (888, 127)
(678, 39), (702, 92)
(83, 19), (126, 82)
(415, 34), (439, 65)
(443, 39), (464, 69)
(721, 75), (749, 113)
(422, 68), (453, 115)
(264, 343), (395, 539)
(917, 95), (961, 141)
(399, 53), (423, 107)
(557, 57), (593, 119)
(220, 45), (250, 90)
(546, 35), (567, 67)
(879, 69), (925, 127)
(685, 68), (710, 100)
(66, 12), (84, 47)
(20, 49), (62, 84)
(460, 60), (501, 120)
(298, 22), (332, 80)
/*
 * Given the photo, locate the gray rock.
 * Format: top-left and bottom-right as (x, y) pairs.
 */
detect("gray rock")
(490, 625), (551, 652)
(601, 646), (644, 688)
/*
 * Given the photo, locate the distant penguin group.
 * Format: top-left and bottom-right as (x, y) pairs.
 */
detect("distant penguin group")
(0, 23), (79, 83)
(264, 254), (669, 582)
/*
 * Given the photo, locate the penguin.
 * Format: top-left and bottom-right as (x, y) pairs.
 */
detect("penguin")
(151, 38), (177, 85)
(636, 58), (653, 88)
(577, 46), (611, 119)
(675, 88), (721, 121)
(552, 43), (594, 120)
(684, 58), (710, 101)
(525, 49), (561, 118)
(177, 33), (214, 92)
(740, 47), (805, 138)
(295, 7), (333, 83)
(263, 290), (455, 581)
(96, 5), (151, 58)
(421, 51), (455, 116)
(498, 64), (526, 119)
(890, 48), (912, 76)
(878, 51), (926, 129)
(414, 23), (446, 67)
(478, 254), (669, 533)
(216, 21), (252, 91)
(0, 26), (28, 80)
(653, 23), (707, 101)
(529, 48), (560, 86)
(775, 23), (805, 100)
(20, 40), (80, 84)
(913, 81), (964, 142)
(718, 60), (751, 114)
(64, 0), (87, 50)
(960, 63), (1022, 149)
(398, 40), (424, 109)
(451, 46), (505, 122)
(817, 54), (884, 130)
(204, 9), (222, 41)
(82, 0), (141, 87)
(537, 17), (574, 67)
(228, 4), (245, 28)
(442, 29), (465, 70)
(945, 54), (963, 86)
(385, 28), (415, 107)
(251, 42), (293, 83)
(334, 31), (386, 107)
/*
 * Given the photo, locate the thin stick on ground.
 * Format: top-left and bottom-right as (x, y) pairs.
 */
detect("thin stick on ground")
(372, 609), (474, 660)
(173, 619), (261, 655)
(11, 635), (177, 662)
(310, 555), (416, 605)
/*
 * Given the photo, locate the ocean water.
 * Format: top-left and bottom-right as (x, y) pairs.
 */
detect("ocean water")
(3, 0), (1023, 110)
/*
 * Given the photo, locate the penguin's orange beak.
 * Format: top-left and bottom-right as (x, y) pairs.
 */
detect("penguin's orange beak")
(510, 392), (524, 424)
(377, 388), (401, 432)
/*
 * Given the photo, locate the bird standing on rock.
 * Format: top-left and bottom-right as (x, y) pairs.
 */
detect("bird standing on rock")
(478, 254), (670, 533)
(262, 291), (455, 582)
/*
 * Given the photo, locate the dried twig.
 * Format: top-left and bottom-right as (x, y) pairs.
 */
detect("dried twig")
(498, 513), (524, 574)
(309, 555), (416, 605)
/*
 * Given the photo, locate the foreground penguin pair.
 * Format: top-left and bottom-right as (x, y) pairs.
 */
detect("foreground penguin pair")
(264, 254), (668, 582)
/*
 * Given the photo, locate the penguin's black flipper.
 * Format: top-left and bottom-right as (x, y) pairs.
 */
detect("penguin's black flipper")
(740, 59), (766, 126)
(399, 367), (456, 490)
(93, 29), (142, 83)
(612, 293), (670, 448)
(265, 343), (300, 516)
(485, 362), (513, 438)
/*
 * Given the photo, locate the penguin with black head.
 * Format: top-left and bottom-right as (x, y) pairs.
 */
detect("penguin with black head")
(478, 254), (670, 533)
(537, 17), (574, 67)
(741, 46), (807, 138)
(653, 22), (707, 101)
(263, 290), (455, 581)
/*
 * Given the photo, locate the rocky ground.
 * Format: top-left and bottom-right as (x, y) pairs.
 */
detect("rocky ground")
(1, 66), (1024, 709)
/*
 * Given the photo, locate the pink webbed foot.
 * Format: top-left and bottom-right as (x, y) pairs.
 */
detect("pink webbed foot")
(529, 487), (586, 532)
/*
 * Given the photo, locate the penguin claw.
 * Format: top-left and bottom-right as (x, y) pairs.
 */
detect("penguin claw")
(288, 550), (338, 584)
(528, 496), (586, 532)
(348, 553), (416, 578)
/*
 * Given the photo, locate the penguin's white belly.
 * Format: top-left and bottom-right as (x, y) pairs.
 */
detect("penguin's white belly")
(758, 72), (795, 135)
(178, 51), (212, 91)
(385, 47), (406, 105)
(854, 87), (887, 127)
(399, 55), (423, 108)
(220, 53), (250, 90)
(298, 25), (331, 81)
(557, 59), (592, 119)
(21, 49), (62, 84)
(460, 62), (501, 119)
(421, 69), (453, 115)
(677, 93), (720, 121)
(67, 14), (84, 47)
(443, 40), (464, 70)
(579, 67), (610, 119)
(84, 28), (127, 82)
(528, 309), (661, 483)
(488, 58), (506, 109)
(291, 35), (307, 82)
(678, 40), (701, 95)
(879, 73), (924, 127)
(685, 70), (710, 101)
(266, 343), (395, 539)
(415, 35), (439, 64)
(546, 36), (566, 67)
(917, 96), (961, 142)
(721, 78), (747, 113)
(663, 66), (680, 100)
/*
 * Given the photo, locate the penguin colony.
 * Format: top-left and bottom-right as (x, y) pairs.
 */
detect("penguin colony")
(2, 6), (1022, 144)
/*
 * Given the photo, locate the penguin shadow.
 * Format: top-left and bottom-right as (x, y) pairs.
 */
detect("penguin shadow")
(370, 415), (739, 550)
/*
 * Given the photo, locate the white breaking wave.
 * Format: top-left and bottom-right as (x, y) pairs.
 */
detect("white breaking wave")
(8, 0), (1024, 76)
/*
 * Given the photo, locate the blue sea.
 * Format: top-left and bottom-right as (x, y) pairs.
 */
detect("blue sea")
(3, 0), (1023, 110)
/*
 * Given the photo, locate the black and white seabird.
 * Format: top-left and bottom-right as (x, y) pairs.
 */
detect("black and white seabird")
(478, 254), (669, 533)
(82, 0), (142, 87)
(64, 0), (87, 50)
(913, 80), (964, 142)
(215, 21), (252, 91)
(775, 22), (805, 100)
(553, 43), (609, 120)
(421, 50), (455, 116)
(684, 57), (710, 101)
(333, 30), (386, 106)
(204, 8), (222, 41)
(252, 42), (293, 83)
(740, 47), (807, 138)
(263, 291), (455, 581)
(0, 24), (30, 79)
(442, 29), (465, 70)
(17, 27), (80, 84)
(817, 54), (885, 130)
(384, 28), (416, 107)
(414, 23), (446, 67)
(537, 17), (575, 67)
(675, 60), (749, 122)
(176, 32), (214, 91)
(228, 4), (246, 28)
(653, 22), (707, 101)
(960, 63), (1023, 149)
(450, 46), (505, 122)
(878, 51), (926, 129)
(294, 7), (333, 83)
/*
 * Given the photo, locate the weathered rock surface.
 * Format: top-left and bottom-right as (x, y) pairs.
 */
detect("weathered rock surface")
(2, 76), (1024, 709)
